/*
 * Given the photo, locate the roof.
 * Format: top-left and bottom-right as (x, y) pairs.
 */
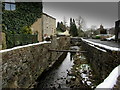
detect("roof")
(2, 2), (15, 4)
(43, 13), (56, 20)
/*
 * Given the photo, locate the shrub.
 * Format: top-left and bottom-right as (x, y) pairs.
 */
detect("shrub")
(20, 26), (32, 34)
(6, 34), (38, 48)
(95, 35), (101, 39)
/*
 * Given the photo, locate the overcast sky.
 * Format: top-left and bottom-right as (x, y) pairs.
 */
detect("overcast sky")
(43, 2), (118, 29)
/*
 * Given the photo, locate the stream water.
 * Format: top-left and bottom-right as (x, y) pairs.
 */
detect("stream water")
(36, 46), (96, 89)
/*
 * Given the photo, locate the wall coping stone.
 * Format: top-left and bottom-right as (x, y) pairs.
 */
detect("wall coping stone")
(96, 65), (120, 89)
(0, 41), (51, 53)
(81, 38), (120, 52)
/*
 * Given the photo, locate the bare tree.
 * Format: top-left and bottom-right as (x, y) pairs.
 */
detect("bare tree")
(91, 25), (97, 30)
(75, 16), (86, 37)
(63, 16), (67, 27)
(76, 16), (86, 31)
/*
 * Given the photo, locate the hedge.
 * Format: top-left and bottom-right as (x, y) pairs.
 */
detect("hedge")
(6, 34), (38, 48)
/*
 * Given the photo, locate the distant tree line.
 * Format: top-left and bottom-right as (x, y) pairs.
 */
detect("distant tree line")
(56, 18), (80, 37)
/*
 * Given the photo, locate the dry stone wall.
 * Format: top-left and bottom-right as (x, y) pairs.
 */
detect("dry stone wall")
(2, 36), (70, 88)
(81, 40), (120, 85)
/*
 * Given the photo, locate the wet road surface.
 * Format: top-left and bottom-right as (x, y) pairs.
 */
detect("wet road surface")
(84, 39), (120, 48)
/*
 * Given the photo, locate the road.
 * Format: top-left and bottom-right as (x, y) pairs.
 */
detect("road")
(85, 39), (120, 48)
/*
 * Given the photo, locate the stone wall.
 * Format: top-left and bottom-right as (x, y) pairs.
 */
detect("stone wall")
(31, 18), (42, 42)
(81, 40), (120, 85)
(1, 36), (70, 88)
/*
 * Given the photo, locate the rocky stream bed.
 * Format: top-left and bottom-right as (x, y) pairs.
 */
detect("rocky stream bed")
(35, 46), (98, 89)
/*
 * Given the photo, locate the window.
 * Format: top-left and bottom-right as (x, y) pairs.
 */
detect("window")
(5, 0), (16, 10)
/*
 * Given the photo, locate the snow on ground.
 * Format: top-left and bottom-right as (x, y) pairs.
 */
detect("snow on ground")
(95, 65), (120, 89)
(82, 38), (120, 89)
(82, 38), (120, 51)
(0, 41), (51, 53)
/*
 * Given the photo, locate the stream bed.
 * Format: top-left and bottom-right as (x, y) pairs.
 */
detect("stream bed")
(36, 46), (97, 89)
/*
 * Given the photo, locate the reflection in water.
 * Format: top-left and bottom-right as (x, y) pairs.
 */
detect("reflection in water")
(38, 52), (74, 88)
(37, 46), (96, 89)
(70, 52), (74, 61)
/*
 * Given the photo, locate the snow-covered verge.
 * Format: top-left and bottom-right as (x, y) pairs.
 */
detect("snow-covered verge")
(0, 41), (51, 53)
(81, 38), (120, 51)
(106, 35), (115, 41)
(88, 43), (107, 52)
(95, 65), (120, 89)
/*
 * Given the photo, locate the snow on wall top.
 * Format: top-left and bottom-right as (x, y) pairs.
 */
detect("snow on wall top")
(95, 65), (120, 89)
(0, 41), (51, 53)
(82, 38), (120, 51)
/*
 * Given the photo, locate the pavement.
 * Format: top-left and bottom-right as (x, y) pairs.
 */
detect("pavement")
(84, 39), (120, 48)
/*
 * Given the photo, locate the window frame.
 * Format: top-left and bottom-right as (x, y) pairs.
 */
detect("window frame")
(4, 1), (16, 11)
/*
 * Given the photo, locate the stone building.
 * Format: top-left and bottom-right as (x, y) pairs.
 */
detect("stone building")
(114, 2), (120, 41)
(42, 13), (56, 38)
(107, 27), (115, 35)
(118, 1), (120, 20)
(115, 20), (120, 41)
(31, 13), (56, 41)
(3, 1), (56, 42)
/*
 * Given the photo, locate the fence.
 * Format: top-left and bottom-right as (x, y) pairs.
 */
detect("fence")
(6, 34), (38, 48)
